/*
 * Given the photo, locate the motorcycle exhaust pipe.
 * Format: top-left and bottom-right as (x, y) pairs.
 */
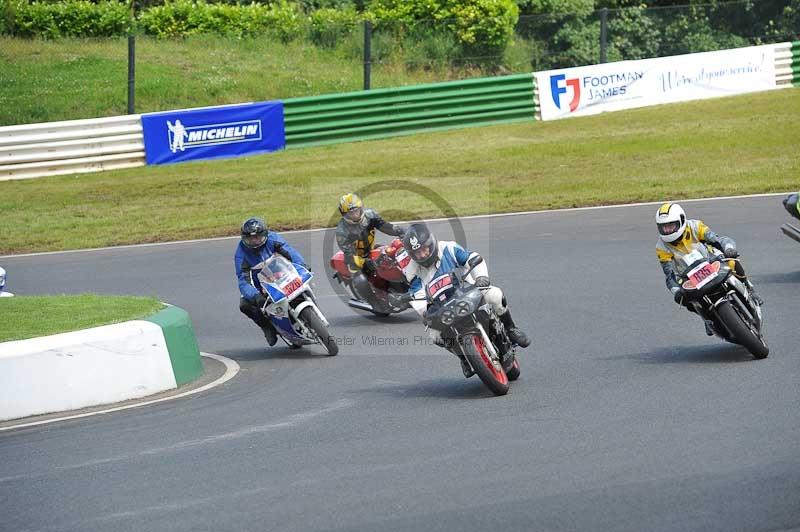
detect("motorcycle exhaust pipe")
(781, 223), (800, 243)
(347, 299), (375, 312)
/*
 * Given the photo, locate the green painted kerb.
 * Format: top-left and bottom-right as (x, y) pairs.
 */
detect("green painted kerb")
(145, 305), (202, 386)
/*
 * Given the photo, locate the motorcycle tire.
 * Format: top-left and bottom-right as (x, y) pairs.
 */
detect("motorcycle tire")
(462, 333), (509, 396)
(300, 307), (339, 356)
(716, 300), (768, 359)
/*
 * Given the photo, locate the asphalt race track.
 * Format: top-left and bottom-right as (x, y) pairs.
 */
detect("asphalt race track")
(1, 195), (798, 532)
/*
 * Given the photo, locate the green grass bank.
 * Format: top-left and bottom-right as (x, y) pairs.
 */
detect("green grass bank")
(0, 295), (165, 342)
(0, 89), (797, 255)
(0, 35), (531, 126)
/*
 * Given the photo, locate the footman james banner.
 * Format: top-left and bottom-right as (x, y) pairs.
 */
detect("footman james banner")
(536, 44), (777, 121)
(141, 101), (285, 165)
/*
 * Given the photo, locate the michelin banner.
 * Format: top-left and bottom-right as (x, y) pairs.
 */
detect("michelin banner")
(536, 44), (777, 121)
(141, 101), (285, 165)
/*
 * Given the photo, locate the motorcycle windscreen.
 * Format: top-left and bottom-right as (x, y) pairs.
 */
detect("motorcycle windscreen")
(256, 254), (303, 301)
(427, 273), (456, 303)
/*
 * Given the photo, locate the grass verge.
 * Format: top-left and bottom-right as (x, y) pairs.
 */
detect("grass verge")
(0, 295), (165, 342)
(0, 89), (798, 255)
(0, 35), (531, 126)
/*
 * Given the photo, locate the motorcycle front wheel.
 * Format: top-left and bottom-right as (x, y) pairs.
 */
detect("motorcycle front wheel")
(716, 300), (768, 359)
(300, 307), (339, 356)
(462, 333), (509, 396)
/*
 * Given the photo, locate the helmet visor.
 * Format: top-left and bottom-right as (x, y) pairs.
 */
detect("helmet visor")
(344, 206), (363, 223)
(657, 221), (680, 236)
(410, 244), (433, 263)
(243, 233), (267, 249)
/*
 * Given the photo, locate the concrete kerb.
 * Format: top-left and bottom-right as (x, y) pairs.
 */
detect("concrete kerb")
(0, 304), (209, 424)
(0, 352), (239, 432)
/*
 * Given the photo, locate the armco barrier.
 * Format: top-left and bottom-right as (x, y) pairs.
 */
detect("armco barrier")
(0, 42), (797, 181)
(0, 114), (145, 181)
(775, 41), (800, 87)
(282, 74), (536, 148)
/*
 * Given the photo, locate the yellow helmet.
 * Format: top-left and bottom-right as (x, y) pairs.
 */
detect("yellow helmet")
(338, 193), (364, 224)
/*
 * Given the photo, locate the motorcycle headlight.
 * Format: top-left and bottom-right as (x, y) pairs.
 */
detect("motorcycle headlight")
(456, 301), (472, 316)
(441, 310), (455, 325)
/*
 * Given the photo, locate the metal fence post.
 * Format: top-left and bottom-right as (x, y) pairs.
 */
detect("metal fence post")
(127, 34), (135, 114)
(363, 20), (372, 90)
(599, 8), (608, 64)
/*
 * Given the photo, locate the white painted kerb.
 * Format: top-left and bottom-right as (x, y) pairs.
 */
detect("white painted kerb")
(0, 320), (177, 421)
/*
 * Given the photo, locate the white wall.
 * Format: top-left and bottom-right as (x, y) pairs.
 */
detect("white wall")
(0, 320), (177, 421)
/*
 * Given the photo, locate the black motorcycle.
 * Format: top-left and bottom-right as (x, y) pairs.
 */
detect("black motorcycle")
(676, 247), (768, 359)
(417, 256), (520, 396)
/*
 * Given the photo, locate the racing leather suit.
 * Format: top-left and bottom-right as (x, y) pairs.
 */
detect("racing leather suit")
(335, 208), (404, 309)
(401, 241), (508, 342)
(236, 232), (306, 329)
(656, 219), (748, 298)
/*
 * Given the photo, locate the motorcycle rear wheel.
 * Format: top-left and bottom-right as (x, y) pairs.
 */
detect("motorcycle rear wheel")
(462, 333), (509, 396)
(716, 301), (768, 359)
(300, 307), (339, 356)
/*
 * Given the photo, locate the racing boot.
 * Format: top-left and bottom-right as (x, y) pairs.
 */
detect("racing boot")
(500, 310), (530, 348)
(260, 321), (278, 346)
(704, 320), (715, 336)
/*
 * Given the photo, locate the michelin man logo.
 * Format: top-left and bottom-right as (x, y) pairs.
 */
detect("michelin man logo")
(167, 120), (188, 153)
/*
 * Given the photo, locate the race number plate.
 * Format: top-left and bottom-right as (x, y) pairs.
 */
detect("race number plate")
(281, 277), (303, 296)
(395, 249), (411, 269)
(686, 261), (717, 290)
(428, 273), (453, 301)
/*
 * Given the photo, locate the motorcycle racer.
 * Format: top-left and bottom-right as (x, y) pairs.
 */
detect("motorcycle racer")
(396, 223), (530, 377)
(335, 193), (406, 313)
(655, 202), (763, 334)
(236, 217), (306, 346)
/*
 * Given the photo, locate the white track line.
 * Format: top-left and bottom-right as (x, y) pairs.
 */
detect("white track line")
(0, 352), (239, 432)
(0, 191), (791, 259)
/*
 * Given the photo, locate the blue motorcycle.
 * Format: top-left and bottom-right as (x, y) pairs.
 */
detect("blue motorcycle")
(254, 254), (338, 356)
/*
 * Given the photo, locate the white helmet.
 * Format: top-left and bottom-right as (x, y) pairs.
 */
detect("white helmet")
(655, 202), (686, 243)
(0, 266), (6, 292)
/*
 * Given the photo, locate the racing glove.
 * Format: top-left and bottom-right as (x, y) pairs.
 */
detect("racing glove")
(474, 276), (490, 288)
(672, 287), (684, 305)
(723, 245), (739, 258)
(388, 292), (412, 309)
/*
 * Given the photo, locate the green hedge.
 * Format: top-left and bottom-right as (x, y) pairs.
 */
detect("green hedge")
(138, 1), (306, 40)
(4, 0), (130, 38)
(369, 0), (519, 58)
(1, 0), (520, 63)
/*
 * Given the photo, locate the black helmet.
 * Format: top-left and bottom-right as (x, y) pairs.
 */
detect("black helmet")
(403, 223), (438, 268)
(240, 217), (268, 249)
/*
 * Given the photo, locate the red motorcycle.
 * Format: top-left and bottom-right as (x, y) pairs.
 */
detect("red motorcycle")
(330, 238), (411, 316)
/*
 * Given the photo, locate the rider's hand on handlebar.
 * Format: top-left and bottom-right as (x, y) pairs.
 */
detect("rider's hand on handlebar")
(474, 276), (490, 288)
(723, 245), (739, 258)
(673, 288), (684, 305)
